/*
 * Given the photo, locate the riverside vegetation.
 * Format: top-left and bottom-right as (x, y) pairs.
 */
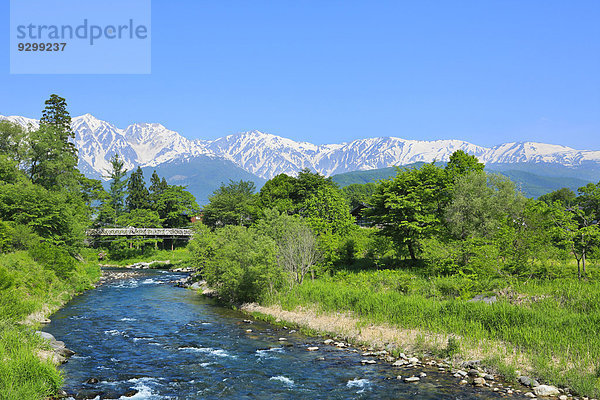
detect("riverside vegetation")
(188, 152), (600, 398)
(0, 96), (102, 399)
(0, 95), (200, 399)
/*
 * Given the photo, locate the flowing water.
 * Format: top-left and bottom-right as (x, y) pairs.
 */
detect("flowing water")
(45, 269), (523, 399)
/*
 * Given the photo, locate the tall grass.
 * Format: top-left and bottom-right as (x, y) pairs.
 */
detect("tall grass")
(271, 268), (600, 397)
(0, 251), (100, 399)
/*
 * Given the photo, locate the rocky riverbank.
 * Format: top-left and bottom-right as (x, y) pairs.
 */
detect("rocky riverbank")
(240, 303), (582, 400)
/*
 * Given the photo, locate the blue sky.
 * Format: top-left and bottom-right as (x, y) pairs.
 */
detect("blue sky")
(1, 1), (599, 149)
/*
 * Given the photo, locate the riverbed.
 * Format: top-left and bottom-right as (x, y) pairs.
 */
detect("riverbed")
(44, 269), (524, 399)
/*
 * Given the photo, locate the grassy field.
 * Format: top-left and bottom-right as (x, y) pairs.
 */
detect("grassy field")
(0, 250), (100, 400)
(269, 267), (600, 397)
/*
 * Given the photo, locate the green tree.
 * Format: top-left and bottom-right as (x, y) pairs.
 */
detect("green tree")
(342, 182), (377, 209)
(302, 185), (354, 235)
(154, 185), (200, 227)
(107, 154), (128, 219)
(366, 163), (447, 261)
(126, 167), (150, 211)
(40, 94), (73, 137)
(25, 95), (78, 189)
(149, 170), (168, 208)
(197, 225), (283, 303)
(539, 187), (577, 208)
(116, 208), (162, 228)
(203, 180), (258, 227)
(445, 150), (485, 181)
(258, 174), (298, 214)
(0, 121), (26, 163)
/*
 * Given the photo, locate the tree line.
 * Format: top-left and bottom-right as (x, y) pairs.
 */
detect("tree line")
(190, 150), (600, 303)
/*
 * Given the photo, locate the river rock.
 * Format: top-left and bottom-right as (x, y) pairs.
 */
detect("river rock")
(519, 376), (540, 388)
(484, 374), (494, 381)
(86, 377), (99, 384)
(35, 331), (56, 341)
(323, 339), (334, 345)
(534, 385), (560, 397)
(468, 369), (480, 377)
(459, 380), (468, 385)
(473, 377), (486, 387)
(559, 396), (568, 400)
(307, 347), (319, 351)
(405, 376), (420, 382)
(408, 357), (419, 364)
(461, 360), (482, 369)
(278, 337), (287, 341)
(361, 359), (376, 364)
(455, 370), (468, 377)
(525, 392), (536, 398)
(123, 389), (139, 397)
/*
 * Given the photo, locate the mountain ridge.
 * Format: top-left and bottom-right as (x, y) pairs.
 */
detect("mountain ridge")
(2, 113), (599, 181)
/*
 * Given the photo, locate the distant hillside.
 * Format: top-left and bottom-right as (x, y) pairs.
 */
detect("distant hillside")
(141, 156), (266, 205)
(331, 162), (597, 198)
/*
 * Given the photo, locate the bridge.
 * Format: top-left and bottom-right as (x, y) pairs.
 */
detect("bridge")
(86, 227), (194, 239)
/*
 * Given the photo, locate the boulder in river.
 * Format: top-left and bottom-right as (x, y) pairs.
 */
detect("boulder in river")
(533, 385), (560, 397)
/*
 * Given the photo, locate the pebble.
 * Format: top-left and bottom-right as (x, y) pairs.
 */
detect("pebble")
(525, 393), (536, 398)
(419, 372), (426, 378)
(459, 380), (468, 385)
(473, 377), (486, 387)
(278, 338), (287, 341)
(245, 329), (252, 332)
(361, 359), (377, 364)
(408, 357), (419, 364)
(323, 339), (334, 345)
(307, 347), (319, 351)
(405, 376), (420, 382)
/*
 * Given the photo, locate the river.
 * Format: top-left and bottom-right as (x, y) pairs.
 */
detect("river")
(44, 269), (522, 399)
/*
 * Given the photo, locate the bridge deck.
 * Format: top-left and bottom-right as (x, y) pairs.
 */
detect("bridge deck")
(86, 227), (193, 237)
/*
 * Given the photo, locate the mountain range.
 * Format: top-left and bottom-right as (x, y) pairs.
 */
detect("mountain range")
(1, 113), (599, 202)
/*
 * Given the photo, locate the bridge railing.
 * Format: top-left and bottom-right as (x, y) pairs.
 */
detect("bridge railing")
(86, 227), (194, 237)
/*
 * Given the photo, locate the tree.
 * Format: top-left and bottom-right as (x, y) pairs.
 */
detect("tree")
(258, 174), (298, 214)
(278, 222), (321, 285)
(25, 95), (78, 189)
(117, 209), (162, 228)
(365, 163), (447, 260)
(107, 154), (128, 219)
(302, 185), (354, 235)
(550, 204), (599, 279)
(126, 167), (150, 211)
(154, 185), (200, 227)
(253, 209), (322, 283)
(197, 225), (283, 303)
(203, 180), (258, 227)
(445, 172), (526, 240)
(0, 121), (26, 163)
(342, 183), (377, 209)
(445, 150), (485, 181)
(149, 170), (168, 208)
(539, 187), (577, 208)
(40, 94), (73, 138)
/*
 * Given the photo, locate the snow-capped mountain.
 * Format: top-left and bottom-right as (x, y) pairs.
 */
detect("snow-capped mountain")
(1, 113), (599, 180)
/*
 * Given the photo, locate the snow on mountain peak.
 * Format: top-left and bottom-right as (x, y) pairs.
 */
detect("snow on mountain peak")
(1, 113), (599, 180)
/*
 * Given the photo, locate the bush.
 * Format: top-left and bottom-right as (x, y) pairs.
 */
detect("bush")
(27, 242), (76, 279)
(198, 225), (284, 303)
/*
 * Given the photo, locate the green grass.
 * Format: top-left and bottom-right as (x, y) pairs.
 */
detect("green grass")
(0, 250), (100, 400)
(269, 267), (600, 397)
